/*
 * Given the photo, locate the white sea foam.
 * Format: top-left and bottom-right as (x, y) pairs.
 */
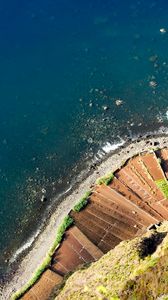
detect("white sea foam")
(93, 140), (125, 162)
(102, 140), (125, 153)
(9, 227), (41, 264)
(97, 149), (106, 158)
(64, 186), (72, 194)
(9, 185), (72, 264)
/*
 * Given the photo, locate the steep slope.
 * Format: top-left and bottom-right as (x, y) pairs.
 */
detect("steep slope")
(56, 221), (168, 300)
(12, 148), (168, 300)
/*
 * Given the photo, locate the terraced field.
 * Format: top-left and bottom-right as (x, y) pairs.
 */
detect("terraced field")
(19, 148), (168, 300)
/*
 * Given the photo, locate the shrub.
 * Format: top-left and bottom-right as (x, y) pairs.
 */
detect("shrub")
(73, 191), (92, 212)
(96, 172), (114, 185)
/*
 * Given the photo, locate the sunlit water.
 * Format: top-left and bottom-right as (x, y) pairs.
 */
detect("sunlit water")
(1, 0), (168, 282)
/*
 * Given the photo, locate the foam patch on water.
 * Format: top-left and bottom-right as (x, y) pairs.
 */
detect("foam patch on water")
(96, 149), (106, 158)
(93, 140), (126, 162)
(102, 140), (125, 153)
(65, 186), (72, 193)
(9, 185), (72, 264)
(9, 227), (41, 264)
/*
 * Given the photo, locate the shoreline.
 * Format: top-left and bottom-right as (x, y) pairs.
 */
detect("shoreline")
(3, 133), (168, 299)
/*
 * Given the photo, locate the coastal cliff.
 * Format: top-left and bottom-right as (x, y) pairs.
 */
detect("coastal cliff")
(56, 221), (168, 300)
(5, 140), (168, 300)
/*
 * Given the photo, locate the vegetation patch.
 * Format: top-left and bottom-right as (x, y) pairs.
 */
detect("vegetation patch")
(96, 172), (114, 185)
(155, 179), (168, 199)
(48, 216), (74, 256)
(73, 190), (92, 212)
(12, 215), (73, 300)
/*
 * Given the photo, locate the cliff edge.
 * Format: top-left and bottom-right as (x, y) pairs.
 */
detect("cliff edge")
(55, 221), (168, 300)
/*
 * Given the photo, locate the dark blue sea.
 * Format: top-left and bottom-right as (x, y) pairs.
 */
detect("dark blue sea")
(1, 0), (168, 282)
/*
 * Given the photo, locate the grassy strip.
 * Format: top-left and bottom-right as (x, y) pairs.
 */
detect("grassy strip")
(73, 190), (92, 212)
(96, 172), (114, 185)
(11, 216), (74, 300)
(48, 216), (74, 256)
(155, 179), (168, 199)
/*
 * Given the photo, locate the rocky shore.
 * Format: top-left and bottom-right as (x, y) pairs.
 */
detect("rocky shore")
(2, 134), (168, 299)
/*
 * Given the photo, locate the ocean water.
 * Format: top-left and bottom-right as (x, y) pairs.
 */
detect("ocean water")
(1, 0), (168, 282)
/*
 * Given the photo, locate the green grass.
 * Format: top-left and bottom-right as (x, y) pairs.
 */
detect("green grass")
(48, 216), (74, 256)
(11, 215), (74, 300)
(96, 172), (114, 185)
(155, 179), (168, 199)
(73, 191), (92, 212)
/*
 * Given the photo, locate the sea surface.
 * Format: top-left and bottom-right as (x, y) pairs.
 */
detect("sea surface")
(1, 0), (168, 282)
